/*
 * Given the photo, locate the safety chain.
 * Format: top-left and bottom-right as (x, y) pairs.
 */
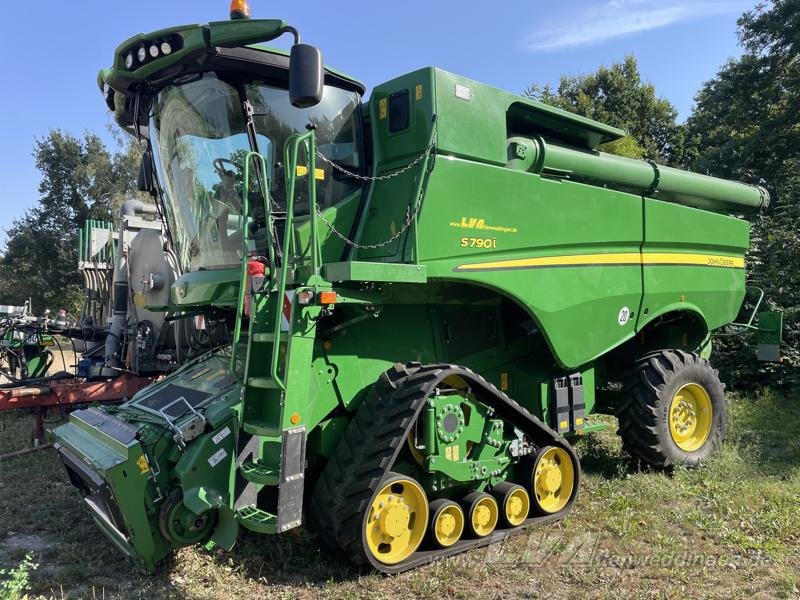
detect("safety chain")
(315, 132), (437, 182)
(316, 189), (426, 250)
(314, 134), (437, 250)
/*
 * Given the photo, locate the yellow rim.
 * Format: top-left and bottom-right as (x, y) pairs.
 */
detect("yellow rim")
(532, 447), (574, 514)
(503, 487), (530, 527)
(365, 477), (428, 565)
(432, 502), (464, 547)
(470, 495), (499, 537)
(668, 383), (713, 452)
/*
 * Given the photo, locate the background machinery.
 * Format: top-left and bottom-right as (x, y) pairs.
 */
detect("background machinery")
(53, 2), (776, 572)
(0, 198), (208, 448)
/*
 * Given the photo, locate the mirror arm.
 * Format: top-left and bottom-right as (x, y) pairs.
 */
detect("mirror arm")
(281, 25), (300, 44)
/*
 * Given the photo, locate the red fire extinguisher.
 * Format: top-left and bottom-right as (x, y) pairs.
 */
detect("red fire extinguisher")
(244, 257), (267, 317)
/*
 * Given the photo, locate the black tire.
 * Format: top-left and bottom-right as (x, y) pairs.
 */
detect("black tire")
(616, 349), (727, 469)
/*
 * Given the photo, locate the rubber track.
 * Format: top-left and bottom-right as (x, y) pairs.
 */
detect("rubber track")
(309, 362), (581, 573)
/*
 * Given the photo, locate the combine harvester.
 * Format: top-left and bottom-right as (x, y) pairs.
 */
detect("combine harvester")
(53, 1), (780, 572)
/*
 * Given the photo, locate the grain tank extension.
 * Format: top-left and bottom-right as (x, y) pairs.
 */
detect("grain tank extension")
(53, 3), (773, 573)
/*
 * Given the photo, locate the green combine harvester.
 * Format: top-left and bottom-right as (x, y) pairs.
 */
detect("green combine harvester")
(54, 2), (776, 572)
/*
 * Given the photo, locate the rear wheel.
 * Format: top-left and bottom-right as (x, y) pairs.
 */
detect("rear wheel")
(616, 349), (727, 469)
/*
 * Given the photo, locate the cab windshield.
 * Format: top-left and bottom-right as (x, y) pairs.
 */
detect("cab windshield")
(149, 71), (361, 272)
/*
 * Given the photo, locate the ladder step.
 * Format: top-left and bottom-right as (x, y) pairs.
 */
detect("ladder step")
(251, 333), (275, 343)
(236, 506), (277, 534)
(242, 420), (282, 437)
(247, 377), (280, 389)
(239, 460), (280, 486)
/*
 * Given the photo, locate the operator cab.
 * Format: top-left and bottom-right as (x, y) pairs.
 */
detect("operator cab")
(147, 70), (363, 271)
(102, 5), (367, 275)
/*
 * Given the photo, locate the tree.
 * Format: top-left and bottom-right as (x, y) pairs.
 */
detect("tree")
(685, 2), (799, 201)
(0, 130), (142, 314)
(684, 0), (800, 387)
(525, 55), (683, 163)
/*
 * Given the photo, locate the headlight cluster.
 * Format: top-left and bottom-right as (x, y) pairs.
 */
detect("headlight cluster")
(123, 35), (181, 70)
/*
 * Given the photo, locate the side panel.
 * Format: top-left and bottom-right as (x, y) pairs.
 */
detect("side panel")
(355, 69), (437, 259)
(320, 304), (441, 409)
(639, 199), (749, 332)
(418, 157), (644, 369)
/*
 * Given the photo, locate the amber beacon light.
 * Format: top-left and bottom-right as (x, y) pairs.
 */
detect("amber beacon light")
(230, 0), (251, 19)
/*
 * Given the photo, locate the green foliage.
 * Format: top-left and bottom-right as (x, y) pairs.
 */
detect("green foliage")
(0, 131), (142, 315)
(684, 0), (800, 388)
(525, 55), (682, 163)
(598, 135), (646, 159)
(0, 553), (38, 600)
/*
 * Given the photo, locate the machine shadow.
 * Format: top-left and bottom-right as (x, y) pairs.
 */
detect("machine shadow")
(571, 430), (633, 479)
(207, 527), (361, 587)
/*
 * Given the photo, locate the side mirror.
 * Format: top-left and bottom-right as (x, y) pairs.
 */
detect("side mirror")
(138, 151), (155, 193)
(289, 44), (324, 108)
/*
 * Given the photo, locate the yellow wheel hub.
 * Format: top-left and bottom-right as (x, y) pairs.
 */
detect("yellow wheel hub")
(668, 383), (713, 452)
(380, 504), (410, 538)
(470, 496), (499, 537)
(504, 487), (530, 527)
(540, 465), (562, 493)
(533, 447), (574, 514)
(365, 477), (428, 565)
(433, 503), (464, 547)
(438, 513), (456, 536)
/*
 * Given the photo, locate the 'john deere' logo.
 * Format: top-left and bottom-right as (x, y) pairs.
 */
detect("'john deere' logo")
(449, 217), (518, 234)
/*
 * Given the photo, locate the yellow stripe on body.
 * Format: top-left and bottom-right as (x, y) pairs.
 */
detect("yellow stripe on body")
(454, 252), (745, 272)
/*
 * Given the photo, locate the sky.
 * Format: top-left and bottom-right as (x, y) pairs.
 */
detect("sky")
(0, 0), (758, 241)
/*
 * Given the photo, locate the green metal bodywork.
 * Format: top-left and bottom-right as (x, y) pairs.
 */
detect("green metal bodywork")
(53, 14), (768, 571)
(0, 328), (54, 380)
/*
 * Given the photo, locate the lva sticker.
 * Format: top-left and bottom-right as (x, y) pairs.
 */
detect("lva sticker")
(618, 307), (631, 326)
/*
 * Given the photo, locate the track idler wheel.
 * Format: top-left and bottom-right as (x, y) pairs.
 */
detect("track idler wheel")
(364, 472), (429, 565)
(530, 446), (576, 515)
(428, 499), (465, 548)
(462, 491), (499, 538)
(492, 482), (530, 527)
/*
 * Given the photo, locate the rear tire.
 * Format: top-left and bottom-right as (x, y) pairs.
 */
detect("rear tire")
(616, 349), (727, 469)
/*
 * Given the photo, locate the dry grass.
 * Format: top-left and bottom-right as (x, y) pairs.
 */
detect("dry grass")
(46, 342), (79, 377)
(0, 389), (798, 599)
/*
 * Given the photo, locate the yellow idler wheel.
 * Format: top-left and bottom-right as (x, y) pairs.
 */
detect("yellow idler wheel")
(668, 383), (713, 452)
(462, 491), (499, 538)
(428, 499), (465, 548)
(491, 482), (530, 528)
(531, 446), (575, 515)
(364, 473), (428, 565)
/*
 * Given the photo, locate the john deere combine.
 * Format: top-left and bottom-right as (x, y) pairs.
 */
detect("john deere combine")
(54, 2), (772, 572)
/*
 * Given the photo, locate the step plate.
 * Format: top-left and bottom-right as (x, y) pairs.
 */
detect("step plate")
(239, 460), (279, 486)
(236, 506), (277, 534)
(276, 426), (306, 532)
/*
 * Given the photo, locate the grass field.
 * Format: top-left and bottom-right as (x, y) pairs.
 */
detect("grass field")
(0, 389), (798, 599)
